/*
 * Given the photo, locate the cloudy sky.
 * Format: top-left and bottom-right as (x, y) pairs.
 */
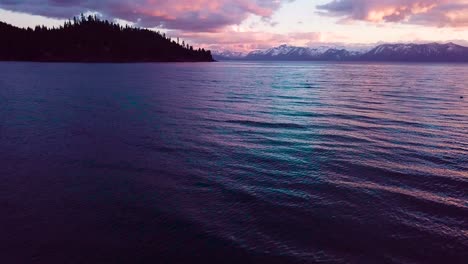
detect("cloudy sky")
(1, 0), (467, 52)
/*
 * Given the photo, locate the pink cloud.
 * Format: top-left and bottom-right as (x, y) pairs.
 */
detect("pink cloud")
(318, 0), (468, 27)
(0, 0), (293, 31)
(173, 30), (340, 53)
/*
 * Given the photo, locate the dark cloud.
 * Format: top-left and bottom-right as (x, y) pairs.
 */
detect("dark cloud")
(0, 0), (293, 31)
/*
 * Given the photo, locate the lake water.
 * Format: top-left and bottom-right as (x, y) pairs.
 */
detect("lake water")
(0, 62), (467, 263)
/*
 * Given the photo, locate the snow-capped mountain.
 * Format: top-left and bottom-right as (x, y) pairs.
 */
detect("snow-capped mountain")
(319, 48), (362, 61)
(212, 50), (246, 60)
(244, 44), (361, 61)
(214, 43), (468, 62)
(361, 43), (468, 62)
(249, 44), (329, 57)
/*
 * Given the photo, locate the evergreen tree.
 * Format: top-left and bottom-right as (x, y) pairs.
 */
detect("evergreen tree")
(0, 16), (214, 62)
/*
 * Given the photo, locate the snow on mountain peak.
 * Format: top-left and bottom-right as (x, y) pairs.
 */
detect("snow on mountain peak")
(214, 42), (468, 62)
(247, 44), (366, 58)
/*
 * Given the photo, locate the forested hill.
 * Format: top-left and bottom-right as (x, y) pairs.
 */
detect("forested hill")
(0, 15), (214, 62)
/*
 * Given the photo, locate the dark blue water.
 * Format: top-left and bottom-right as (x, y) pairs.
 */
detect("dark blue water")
(0, 62), (467, 263)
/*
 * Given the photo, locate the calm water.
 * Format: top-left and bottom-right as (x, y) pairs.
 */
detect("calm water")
(0, 62), (467, 263)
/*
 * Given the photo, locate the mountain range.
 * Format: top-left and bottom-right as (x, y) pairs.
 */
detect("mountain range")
(213, 43), (468, 62)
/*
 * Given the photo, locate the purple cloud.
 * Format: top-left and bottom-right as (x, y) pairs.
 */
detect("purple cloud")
(0, 0), (293, 31)
(317, 0), (468, 27)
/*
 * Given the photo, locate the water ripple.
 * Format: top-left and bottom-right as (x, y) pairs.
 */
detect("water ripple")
(0, 61), (467, 263)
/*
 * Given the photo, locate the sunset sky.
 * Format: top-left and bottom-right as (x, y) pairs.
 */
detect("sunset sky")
(1, 0), (468, 52)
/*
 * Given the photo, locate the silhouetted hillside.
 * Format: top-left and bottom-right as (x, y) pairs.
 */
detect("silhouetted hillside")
(0, 15), (214, 62)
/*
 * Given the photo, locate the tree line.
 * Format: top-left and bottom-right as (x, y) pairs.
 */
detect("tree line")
(0, 15), (214, 62)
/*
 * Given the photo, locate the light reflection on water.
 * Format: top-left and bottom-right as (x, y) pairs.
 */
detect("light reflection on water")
(0, 61), (467, 263)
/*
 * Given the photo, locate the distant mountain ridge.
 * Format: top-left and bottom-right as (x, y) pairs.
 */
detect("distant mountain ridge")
(0, 16), (214, 62)
(362, 43), (468, 62)
(213, 43), (468, 62)
(244, 44), (366, 61)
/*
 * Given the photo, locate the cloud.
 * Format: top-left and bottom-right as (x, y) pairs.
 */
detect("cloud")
(0, 0), (293, 31)
(173, 30), (342, 53)
(317, 0), (468, 27)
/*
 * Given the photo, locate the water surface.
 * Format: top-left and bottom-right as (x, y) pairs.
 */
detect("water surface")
(0, 61), (467, 263)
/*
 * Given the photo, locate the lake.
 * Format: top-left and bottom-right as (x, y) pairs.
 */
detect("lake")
(0, 61), (467, 263)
